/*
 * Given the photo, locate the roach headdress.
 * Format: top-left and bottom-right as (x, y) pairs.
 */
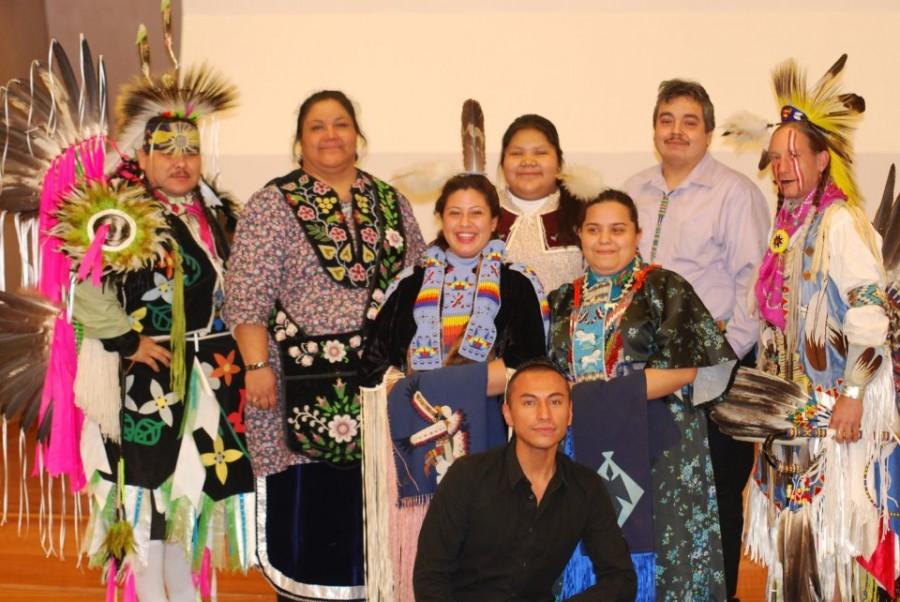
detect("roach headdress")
(722, 54), (865, 206)
(771, 54), (865, 206)
(114, 0), (237, 159)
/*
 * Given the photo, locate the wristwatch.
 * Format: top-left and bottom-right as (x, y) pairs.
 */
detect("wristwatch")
(246, 360), (270, 371)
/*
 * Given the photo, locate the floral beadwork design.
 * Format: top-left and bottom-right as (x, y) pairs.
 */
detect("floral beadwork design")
(278, 171), (381, 288)
(272, 309), (363, 367)
(286, 379), (361, 464)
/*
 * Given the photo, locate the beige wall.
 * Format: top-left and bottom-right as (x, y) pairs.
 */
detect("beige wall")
(182, 0), (900, 240)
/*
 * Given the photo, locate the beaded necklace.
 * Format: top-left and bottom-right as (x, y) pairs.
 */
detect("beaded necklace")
(568, 258), (656, 381)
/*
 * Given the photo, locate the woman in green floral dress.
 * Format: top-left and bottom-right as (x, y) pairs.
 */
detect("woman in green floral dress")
(547, 189), (736, 600)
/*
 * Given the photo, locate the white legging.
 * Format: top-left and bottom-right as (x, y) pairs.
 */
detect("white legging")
(134, 541), (196, 602)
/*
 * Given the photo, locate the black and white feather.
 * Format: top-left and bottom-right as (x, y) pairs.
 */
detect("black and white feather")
(709, 367), (809, 438)
(0, 290), (56, 436)
(0, 37), (107, 215)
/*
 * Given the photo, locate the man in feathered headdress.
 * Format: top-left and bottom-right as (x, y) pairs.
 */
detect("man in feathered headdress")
(622, 79), (770, 600)
(0, 4), (253, 596)
(68, 9), (255, 601)
(743, 54), (896, 599)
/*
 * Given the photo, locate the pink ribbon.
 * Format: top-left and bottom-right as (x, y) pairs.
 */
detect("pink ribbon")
(77, 222), (110, 286)
(123, 567), (136, 602)
(105, 558), (117, 602)
(198, 546), (213, 597)
(184, 199), (216, 255)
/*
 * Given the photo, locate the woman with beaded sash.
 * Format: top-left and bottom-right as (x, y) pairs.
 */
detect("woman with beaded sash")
(224, 90), (425, 601)
(547, 190), (736, 600)
(359, 173), (549, 601)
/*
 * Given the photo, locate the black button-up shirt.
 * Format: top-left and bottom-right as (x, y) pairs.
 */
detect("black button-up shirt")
(414, 441), (636, 601)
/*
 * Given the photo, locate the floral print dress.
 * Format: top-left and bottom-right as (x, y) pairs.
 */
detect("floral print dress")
(224, 167), (425, 600)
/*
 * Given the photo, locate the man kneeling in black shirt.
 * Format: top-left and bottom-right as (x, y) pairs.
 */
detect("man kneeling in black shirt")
(413, 359), (637, 601)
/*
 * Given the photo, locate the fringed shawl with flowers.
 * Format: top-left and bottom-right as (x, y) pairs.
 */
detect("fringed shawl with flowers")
(548, 257), (736, 600)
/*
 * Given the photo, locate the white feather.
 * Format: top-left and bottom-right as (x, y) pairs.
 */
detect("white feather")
(559, 163), (605, 201)
(720, 110), (772, 151)
(391, 161), (459, 199)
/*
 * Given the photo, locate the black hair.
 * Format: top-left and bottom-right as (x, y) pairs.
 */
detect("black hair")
(654, 79), (716, 133)
(431, 173), (501, 250)
(500, 114), (579, 246)
(505, 358), (570, 402)
(293, 90), (367, 162)
(577, 189), (641, 233)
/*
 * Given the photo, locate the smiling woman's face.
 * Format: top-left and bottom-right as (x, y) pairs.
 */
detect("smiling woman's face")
(501, 127), (560, 200)
(578, 201), (641, 276)
(298, 98), (358, 176)
(440, 188), (499, 258)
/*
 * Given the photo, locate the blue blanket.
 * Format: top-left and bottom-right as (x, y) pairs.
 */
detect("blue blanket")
(387, 362), (506, 502)
(561, 371), (680, 601)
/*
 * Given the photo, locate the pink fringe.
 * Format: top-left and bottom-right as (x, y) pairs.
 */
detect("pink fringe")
(105, 558), (117, 602)
(123, 567), (136, 602)
(199, 547), (212, 598)
(77, 222), (110, 285)
(32, 137), (106, 491)
(33, 316), (86, 491)
(387, 443), (430, 602)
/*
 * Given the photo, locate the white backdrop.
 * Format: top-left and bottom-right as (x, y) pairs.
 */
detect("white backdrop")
(182, 0), (900, 240)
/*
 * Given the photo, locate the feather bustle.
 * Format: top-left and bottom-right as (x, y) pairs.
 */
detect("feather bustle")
(0, 291), (55, 431)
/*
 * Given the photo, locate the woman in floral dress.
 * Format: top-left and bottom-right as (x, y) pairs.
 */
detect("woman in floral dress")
(547, 189), (736, 600)
(224, 90), (425, 601)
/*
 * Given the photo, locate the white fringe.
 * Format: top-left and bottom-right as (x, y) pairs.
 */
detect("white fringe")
(18, 428), (28, 536)
(2, 416), (7, 525)
(743, 478), (775, 567)
(74, 337), (122, 442)
(812, 362), (897, 599)
(0, 210), (7, 291)
(74, 487), (83, 565)
(59, 475), (66, 559)
(361, 379), (395, 602)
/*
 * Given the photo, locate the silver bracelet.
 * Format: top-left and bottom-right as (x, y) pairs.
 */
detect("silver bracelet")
(840, 384), (864, 400)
